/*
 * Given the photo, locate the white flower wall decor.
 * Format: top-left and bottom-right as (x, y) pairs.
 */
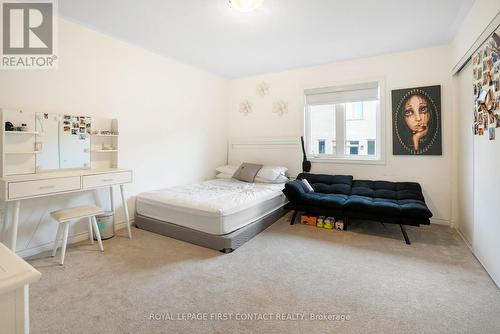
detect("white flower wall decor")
(239, 100), (253, 116)
(256, 82), (270, 98)
(272, 100), (288, 116)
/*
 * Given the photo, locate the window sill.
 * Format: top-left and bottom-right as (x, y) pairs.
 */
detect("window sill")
(309, 156), (386, 165)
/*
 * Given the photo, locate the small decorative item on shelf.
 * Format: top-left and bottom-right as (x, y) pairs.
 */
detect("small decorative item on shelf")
(300, 215), (317, 226)
(5, 122), (14, 131)
(92, 130), (119, 136)
(20, 123), (28, 131)
(316, 216), (325, 228)
(324, 217), (334, 229)
(335, 220), (344, 230)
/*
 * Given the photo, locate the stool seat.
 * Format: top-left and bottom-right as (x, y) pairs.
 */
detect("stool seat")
(51, 205), (104, 223)
(50, 205), (105, 265)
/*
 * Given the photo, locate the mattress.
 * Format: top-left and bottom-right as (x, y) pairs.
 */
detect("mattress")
(135, 179), (287, 235)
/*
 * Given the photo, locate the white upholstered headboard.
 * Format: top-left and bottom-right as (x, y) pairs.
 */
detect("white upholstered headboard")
(227, 137), (302, 177)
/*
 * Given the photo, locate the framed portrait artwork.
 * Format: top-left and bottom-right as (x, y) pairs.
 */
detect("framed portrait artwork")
(392, 85), (442, 155)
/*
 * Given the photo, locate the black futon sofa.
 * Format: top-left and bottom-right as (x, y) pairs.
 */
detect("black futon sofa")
(282, 173), (432, 244)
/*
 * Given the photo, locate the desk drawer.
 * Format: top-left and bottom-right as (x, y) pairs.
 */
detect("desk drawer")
(8, 177), (81, 199)
(82, 171), (132, 189)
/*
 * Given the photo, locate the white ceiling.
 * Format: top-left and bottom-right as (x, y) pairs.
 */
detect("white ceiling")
(59, 0), (474, 78)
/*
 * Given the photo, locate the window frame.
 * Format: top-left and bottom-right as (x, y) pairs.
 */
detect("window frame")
(303, 78), (385, 165)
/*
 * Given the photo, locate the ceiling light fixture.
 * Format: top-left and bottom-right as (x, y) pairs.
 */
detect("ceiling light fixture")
(227, 0), (265, 13)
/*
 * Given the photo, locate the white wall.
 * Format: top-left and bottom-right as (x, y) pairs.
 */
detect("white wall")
(229, 45), (453, 225)
(0, 19), (228, 256)
(451, 0), (500, 69)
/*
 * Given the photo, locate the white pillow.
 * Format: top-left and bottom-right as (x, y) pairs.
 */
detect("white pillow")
(215, 172), (233, 179)
(302, 179), (314, 192)
(216, 173), (288, 183)
(215, 165), (238, 175)
(216, 165), (288, 182)
(255, 175), (289, 184)
(256, 166), (288, 181)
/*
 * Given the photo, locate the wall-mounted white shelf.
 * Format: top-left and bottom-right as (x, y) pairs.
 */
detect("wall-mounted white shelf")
(5, 131), (39, 135)
(91, 134), (118, 137)
(1, 110), (120, 175)
(5, 151), (41, 155)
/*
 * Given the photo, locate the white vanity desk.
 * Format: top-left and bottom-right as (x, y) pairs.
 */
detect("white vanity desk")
(0, 109), (132, 253)
(0, 168), (133, 252)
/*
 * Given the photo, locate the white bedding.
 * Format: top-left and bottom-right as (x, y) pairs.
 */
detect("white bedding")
(136, 178), (287, 235)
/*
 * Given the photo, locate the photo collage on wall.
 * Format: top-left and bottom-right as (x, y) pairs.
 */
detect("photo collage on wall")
(472, 25), (500, 140)
(62, 115), (92, 140)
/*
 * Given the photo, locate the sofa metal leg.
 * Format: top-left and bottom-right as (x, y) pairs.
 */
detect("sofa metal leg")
(400, 224), (411, 245)
(290, 210), (298, 225)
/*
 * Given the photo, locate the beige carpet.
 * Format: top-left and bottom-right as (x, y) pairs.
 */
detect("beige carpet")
(27, 214), (500, 334)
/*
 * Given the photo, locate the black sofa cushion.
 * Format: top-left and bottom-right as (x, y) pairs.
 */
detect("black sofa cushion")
(344, 195), (401, 216)
(398, 199), (432, 218)
(348, 180), (431, 218)
(282, 180), (307, 203)
(302, 192), (349, 210)
(297, 173), (353, 195)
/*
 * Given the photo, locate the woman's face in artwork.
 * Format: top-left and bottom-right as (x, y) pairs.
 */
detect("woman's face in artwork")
(404, 95), (430, 134)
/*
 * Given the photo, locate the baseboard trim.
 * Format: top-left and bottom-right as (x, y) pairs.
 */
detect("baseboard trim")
(19, 218), (134, 259)
(19, 230), (91, 259)
(456, 227), (473, 251)
(430, 218), (450, 226)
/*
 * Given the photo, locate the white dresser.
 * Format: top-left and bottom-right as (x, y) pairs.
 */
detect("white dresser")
(0, 242), (41, 334)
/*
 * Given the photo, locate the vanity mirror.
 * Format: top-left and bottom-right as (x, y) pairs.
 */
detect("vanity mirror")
(35, 112), (91, 171)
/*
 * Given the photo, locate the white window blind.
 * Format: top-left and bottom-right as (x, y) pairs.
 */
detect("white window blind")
(305, 82), (379, 105)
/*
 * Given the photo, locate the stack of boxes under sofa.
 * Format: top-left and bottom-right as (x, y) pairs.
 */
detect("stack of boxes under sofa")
(300, 215), (345, 230)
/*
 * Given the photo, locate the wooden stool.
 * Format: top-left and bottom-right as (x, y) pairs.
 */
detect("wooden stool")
(51, 205), (105, 265)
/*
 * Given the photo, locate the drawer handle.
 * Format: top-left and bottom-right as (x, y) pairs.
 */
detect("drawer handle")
(39, 185), (55, 190)
(102, 179), (115, 182)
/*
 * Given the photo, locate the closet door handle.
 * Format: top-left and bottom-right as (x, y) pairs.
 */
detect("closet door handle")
(39, 185), (55, 190)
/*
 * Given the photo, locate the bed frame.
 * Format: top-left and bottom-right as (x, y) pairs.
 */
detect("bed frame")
(134, 137), (300, 253)
(135, 207), (288, 253)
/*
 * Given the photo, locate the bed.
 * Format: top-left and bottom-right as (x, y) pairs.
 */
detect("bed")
(135, 178), (288, 252)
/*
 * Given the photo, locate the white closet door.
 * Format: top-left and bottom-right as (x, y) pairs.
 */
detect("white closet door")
(473, 114), (500, 287)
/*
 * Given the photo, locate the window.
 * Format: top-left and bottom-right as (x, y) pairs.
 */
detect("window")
(346, 102), (364, 120)
(308, 104), (335, 155)
(305, 81), (381, 161)
(318, 139), (325, 154)
(346, 140), (359, 155)
(367, 140), (375, 155)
